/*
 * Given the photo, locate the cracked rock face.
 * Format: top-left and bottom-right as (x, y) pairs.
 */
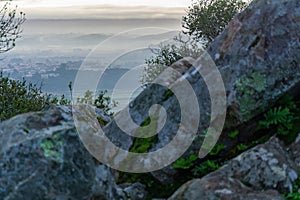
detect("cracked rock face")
(169, 134), (300, 200)
(0, 105), (146, 200)
(219, 136), (299, 194)
(168, 177), (284, 200)
(208, 0), (300, 125)
(194, 0), (300, 130)
(98, 0), (300, 184)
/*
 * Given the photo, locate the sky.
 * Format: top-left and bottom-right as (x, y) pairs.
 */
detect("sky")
(16, 0), (191, 8)
(10, 0), (190, 19)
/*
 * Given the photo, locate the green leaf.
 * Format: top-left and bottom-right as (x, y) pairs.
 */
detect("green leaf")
(173, 154), (198, 169)
(228, 130), (239, 138)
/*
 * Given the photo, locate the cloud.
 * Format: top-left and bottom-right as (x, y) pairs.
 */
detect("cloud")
(20, 5), (186, 20)
(16, 0), (190, 8)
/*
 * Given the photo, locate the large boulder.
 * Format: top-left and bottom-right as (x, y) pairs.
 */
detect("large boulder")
(96, 0), (300, 183)
(0, 105), (146, 200)
(212, 136), (299, 194)
(208, 0), (300, 125)
(169, 177), (284, 200)
(169, 133), (300, 200)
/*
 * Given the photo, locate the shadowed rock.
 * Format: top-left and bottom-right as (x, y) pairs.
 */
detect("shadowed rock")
(169, 133), (300, 200)
(98, 0), (300, 184)
(0, 105), (147, 200)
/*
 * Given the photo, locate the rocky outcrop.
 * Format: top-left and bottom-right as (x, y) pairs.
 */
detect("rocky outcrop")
(1, 0), (299, 198)
(2, 104), (298, 199)
(169, 133), (300, 199)
(169, 178), (284, 200)
(208, 0), (300, 125)
(0, 105), (146, 200)
(96, 0), (300, 183)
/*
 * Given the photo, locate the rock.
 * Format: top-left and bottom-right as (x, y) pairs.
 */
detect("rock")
(93, 165), (125, 200)
(120, 183), (148, 200)
(168, 177), (284, 200)
(208, 0), (300, 125)
(0, 105), (144, 200)
(169, 134), (300, 199)
(98, 0), (300, 183)
(288, 134), (300, 168)
(95, 107), (112, 125)
(217, 136), (299, 194)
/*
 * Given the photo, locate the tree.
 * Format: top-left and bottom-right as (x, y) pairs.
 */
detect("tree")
(0, 2), (26, 53)
(182, 0), (247, 45)
(141, 0), (249, 85)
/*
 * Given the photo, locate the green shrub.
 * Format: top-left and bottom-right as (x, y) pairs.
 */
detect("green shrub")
(173, 154), (198, 169)
(47, 94), (71, 105)
(285, 192), (300, 200)
(141, 43), (184, 85)
(0, 72), (73, 121)
(192, 160), (221, 177)
(94, 90), (117, 115)
(182, 0), (247, 45)
(228, 130), (239, 138)
(258, 106), (297, 136)
(209, 144), (226, 156)
(130, 136), (158, 153)
(0, 72), (49, 120)
(141, 34), (203, 85)
(77, 90), (117, 116)
(237, 144), (248, 151)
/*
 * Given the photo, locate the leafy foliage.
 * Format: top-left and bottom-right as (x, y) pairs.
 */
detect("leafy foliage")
(77, 90), (117, 116)
(0, 72), (50, 121)
(0, 71), (115, 122)
(47, 94), (71, 106)
(0, 2), (26, 53)
(173, 154), (198, 169)
(237, 144), (248, 151)
(209, 144), (225, 156)
(141, 0), (248, 85)
(77, 90), (94, 105)
(142, 44), (182, 85)
(94, 90), (117, 115)
(141, 34), (203, 85)
(228, 130), (239, 138)
(192, 160), (221, 177)
(182, 0), (247, 45)
(0, 72), (72, 121)
(258, 106), (297, 136)
(130, 136), (158, 153)
(285, 192), (300, 200)
(259, 107), (291, 128)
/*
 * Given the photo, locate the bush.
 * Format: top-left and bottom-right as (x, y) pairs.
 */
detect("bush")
(77, 90), (117, 116)
(182, 0), (247, 45)
(0, 72), (49, 120)
(141, 34), (203, 85)
(0, 72), (72, 121)
(141, 0), (248, 85)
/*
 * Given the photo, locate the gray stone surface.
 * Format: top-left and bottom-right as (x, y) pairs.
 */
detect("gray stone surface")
(168, 177), (284, 200)
(169, 134), (300, 200)
(0, 105), (145, 200)
(218, 136), (299, 194)
(100, 0), (300, 183)
(120, 183), (148, 200)
(208, 0), (300, 125)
